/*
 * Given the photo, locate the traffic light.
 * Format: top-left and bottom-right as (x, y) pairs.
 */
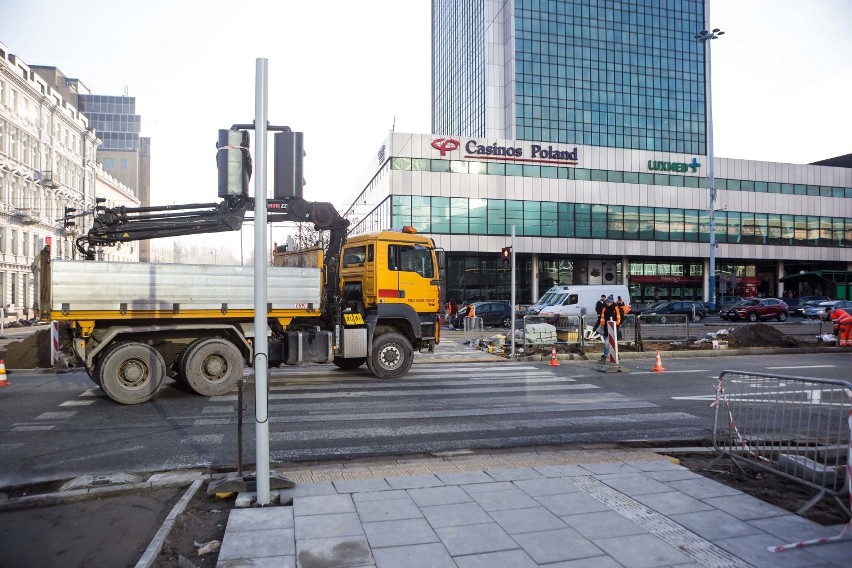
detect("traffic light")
(501, 246), (511, 267)
(63, 207), (77, 229)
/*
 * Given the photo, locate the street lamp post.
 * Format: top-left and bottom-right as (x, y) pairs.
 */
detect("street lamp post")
(695, 27), (724, 312)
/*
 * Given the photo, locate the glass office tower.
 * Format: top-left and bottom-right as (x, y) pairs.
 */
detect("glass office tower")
(432, 0), (707, 154)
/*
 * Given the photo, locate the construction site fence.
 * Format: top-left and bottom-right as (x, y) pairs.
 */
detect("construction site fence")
(711, 370), (851, 514)
(462, 316), (485, 344)
(520, 313), (693, 349)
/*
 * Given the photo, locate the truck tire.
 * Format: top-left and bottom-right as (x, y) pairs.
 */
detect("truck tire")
(367, 332), (413, 379)
(332, 357), (366, 370)
(98, 342), (166, 404)
(181, 338), (243, 396)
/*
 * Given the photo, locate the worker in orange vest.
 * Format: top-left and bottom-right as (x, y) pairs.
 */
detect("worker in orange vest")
(598, 295), (622, 362)
(830, 307), (852, 347)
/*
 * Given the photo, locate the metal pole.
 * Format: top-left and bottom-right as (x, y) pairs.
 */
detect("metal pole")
(510, 225), (516, 358)
(253, 58), (271, 505)
(696, 28), (724, 312)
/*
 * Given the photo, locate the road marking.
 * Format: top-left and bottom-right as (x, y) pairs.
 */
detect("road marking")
(59, 399), (96, 406)
(36, 411), (77, 420)
(180, 434), (224, 444)
(12, 425), (55, 432)
(765, 365), (836, 369)
(631, 369), (709, 375)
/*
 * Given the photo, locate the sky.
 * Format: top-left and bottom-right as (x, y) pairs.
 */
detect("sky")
(1, 0), (850, 258)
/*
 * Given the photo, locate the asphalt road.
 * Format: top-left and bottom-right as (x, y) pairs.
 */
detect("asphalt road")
(0, 349), (846, 490)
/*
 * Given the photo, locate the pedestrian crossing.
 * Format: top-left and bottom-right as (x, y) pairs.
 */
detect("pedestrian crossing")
(201, 363), (706, 461)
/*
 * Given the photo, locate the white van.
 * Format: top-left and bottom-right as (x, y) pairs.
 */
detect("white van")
(538, 285), (630, 318)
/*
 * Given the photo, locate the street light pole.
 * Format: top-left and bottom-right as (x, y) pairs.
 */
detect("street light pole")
(694, 27), (724, 312)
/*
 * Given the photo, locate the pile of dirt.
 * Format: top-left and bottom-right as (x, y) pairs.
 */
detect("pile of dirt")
(1, 328), (52, 368)
(726, 323), (799, 349)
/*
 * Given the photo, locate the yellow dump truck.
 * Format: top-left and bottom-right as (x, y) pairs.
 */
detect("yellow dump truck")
(36, 225), (440, 405)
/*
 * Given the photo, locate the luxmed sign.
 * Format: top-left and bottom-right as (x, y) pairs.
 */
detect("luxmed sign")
(431, 138), (579, 165)
(648, 157), (701, 173)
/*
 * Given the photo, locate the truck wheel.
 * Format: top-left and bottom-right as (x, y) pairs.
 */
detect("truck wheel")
(99, 342), (166, 404)
(181, 338), (243, 396)
(367, 332), (413, 379)
(332, 357), (366, 370)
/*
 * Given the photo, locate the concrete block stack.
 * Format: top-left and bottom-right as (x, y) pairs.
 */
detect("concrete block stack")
(524, 323), (557, 345)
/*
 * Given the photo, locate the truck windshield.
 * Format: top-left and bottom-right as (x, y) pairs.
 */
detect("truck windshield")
(390, 244), (434, 278)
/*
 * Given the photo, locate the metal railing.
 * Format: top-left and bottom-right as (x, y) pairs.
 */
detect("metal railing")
(711, 370), (851, 515)
(462, 316), (485, 344)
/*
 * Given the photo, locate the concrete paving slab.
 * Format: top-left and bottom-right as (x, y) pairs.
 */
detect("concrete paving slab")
(579, 462), (643, 475)
(642, 468), (703, 483)
(217, 556), (295, 568)
(596, 474), (674, 496)
(560, 510), (647, 539)
(712, 532), (830, 568)
(468, 487), (541, 512)
(295, 512), (364, 540)
(453, 548), (539, 568)
(385, 474), (444, 490)
(592, 533), (693, 568)
(485, 467), (543, 481)
(333, 478), (393, 494)
(354, 496), (423, 522)
(798, 537), (852, 566)
(669, 509), (766, 541)
(632, 490), (716, 515)
(435, 471), (493, 486)
(352, 489), (409, 502)
(278, 481), (338, 501)
(533, 491), (611, 516)
(218, 527), (295, 561)
(747, 513), (841, 542)
(295, 535), (373, 568)
(407, 485), (472, 507)
(295, 494), (356, 516)
(363, 518), (439, 548)
(533, 464), (589, 477)
(226, 507), (294, 531)
(511, 477), (582, 497)
(489, 506), (568, 534)
(664, 477), (743, 499)
(701, 493), (790, 521)
(434, 522), (518, 556)
(530, 556), (622, 568)
(371, 542), (455, 568)
(459, 480), (514, 493)
(512, 527), (603, 564)
(625, 459), (684, 472)
(420, 502), (494, 528)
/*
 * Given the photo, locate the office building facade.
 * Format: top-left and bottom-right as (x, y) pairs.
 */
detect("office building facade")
(340, 0), (851, 305)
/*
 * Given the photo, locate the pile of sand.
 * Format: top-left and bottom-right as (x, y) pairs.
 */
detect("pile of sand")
(726, 323), (799, 349)
(1, 328), (53, 368)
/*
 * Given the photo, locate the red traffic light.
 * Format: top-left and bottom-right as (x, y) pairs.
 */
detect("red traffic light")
(501, 247), (511, 265)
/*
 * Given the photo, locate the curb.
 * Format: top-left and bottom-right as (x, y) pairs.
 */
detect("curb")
(135, 479), (203, 568)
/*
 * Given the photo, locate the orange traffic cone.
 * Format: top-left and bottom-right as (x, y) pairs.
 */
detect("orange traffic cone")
(549, 348), (560, 366)
(651, 351), (665, 373)
(0, 359), (8, 387)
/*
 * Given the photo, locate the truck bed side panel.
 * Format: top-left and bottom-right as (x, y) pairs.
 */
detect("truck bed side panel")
(47, 261), (321, 313)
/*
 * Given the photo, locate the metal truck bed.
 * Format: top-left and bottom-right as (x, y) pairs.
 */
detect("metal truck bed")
(43, 260), (321, 315)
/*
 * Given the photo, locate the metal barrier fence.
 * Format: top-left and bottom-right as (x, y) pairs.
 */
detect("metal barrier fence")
(711, 370), (852, 514)
(462, 316), (485, 344)
(635, 313), (692, 343)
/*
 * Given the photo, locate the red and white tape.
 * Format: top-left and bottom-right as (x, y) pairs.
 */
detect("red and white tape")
(50, 320), (59, 366)
(606, 319), (618, 364)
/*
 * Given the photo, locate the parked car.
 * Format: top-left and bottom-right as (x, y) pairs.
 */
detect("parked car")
(787, 296), (832, 317)
(802, 300), (852, 320)
(631, 300), (669, 315)
(452, 301), (513, 328)
(643, 300), (707, 322)
(722, 298), (789, 322)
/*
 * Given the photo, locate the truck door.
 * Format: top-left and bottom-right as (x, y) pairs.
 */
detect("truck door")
(386, 243), (437, 312)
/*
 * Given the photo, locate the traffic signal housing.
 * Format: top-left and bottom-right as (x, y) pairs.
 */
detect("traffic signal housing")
(63, 207), (77, 229)
(501, 246), (511, 267)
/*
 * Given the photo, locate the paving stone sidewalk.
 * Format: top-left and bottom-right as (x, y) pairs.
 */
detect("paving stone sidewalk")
(215, 450), (852, 568)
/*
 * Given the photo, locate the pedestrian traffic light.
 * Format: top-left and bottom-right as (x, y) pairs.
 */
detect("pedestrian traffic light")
(501, 246), (511, 267)
(63, 206), (76, 229)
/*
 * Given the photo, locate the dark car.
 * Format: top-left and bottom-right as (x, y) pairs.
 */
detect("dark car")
(802, 299), (852, 320)
(452, 301), (512, 328)
(631, 300), (669, 315)
(723, 298), (789, 322)
(644, 300), (707, 322)
(787, 296), (832, 317)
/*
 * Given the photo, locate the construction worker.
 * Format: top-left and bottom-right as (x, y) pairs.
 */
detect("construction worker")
(598, 295), (622, 362)
(616, 296), (631, 315)
(830, 307), (852, 347)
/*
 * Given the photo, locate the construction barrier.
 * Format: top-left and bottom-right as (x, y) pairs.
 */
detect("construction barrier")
(50, 320), (60, 366)
(635, 313), (692, 343)
(711, 370), (851, 515)
(462, 316), (485, 344)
